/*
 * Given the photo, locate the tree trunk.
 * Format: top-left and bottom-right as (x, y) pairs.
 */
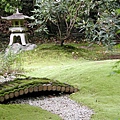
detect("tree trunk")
(61, 40), (64, 46)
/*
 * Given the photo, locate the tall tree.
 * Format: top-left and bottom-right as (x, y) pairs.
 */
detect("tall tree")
(32, 0), (92, 46)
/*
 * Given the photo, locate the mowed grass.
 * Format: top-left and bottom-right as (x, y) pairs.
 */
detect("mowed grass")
(0, 104), (61, 120)
(25, 60), (120, 120)
(0, 43), (120, 120)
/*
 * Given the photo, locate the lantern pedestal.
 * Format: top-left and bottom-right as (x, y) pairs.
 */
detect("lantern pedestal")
(9, 33), (27, 46)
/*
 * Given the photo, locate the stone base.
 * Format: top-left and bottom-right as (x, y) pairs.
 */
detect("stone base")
(5, 43), (37, 55)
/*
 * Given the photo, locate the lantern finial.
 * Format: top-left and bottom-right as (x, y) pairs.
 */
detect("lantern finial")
(16, 8), (19, 14)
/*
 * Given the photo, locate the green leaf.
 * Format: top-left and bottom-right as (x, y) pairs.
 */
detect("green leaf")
(116, 30), (120, 34)
(116, 9), (120, 15)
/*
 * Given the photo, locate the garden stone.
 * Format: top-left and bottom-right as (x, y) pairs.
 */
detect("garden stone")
(22, 43), (37, 51)
(0, 76), (5, 82)
(5, 43), (37, 55)
(5, 43), (23, 55)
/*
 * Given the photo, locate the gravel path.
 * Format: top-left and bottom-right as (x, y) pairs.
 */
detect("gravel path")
(9, 95), (94, 120)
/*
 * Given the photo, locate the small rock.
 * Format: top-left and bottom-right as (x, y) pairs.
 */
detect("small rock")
(0, 76), (6, 82)
(22, 43), (37, 51)
(5, 43), (37, 55)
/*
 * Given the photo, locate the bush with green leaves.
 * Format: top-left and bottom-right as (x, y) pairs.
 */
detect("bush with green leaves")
(0, 51), (23, 76)
(113, 8), (120, 74)
(32, 0), (120, 47)
(32, 0), (98, 46)
(0, 0), (22, 13)
(82, 13), (119, 49)
(78, 0), (120, 48)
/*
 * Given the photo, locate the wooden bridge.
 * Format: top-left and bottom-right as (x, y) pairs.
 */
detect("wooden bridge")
(0, 77), (78, 103)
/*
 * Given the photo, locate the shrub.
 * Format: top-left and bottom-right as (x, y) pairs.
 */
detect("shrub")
(0, 51), (23, 76)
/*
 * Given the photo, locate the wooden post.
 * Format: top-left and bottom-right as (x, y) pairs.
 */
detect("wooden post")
(9, 92), (14, 99)
(74, 88), (78, 92)
(24, 88), (28, 94)
(19, 89), (24, 95)
(28, 87), (33, 93)
(43, 85), (47, 91)
(33, 86), (38, 92)
(39, 85), (43, 91)
(69, 87), (74, 93)
(56, 86), (61, 91)
(65, 86), (70, 92)
(52, 86), (57, 91)
(5, 94), (9, 100)
(61, 86), (65, 92)
(15, 91), (19, 97)
(47, 85), (52, 91)
(0, 96), (4, 102)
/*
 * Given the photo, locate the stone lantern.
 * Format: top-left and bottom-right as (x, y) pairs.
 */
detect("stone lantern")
(1, 8), (31, 46)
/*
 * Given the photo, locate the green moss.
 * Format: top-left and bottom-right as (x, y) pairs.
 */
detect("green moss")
(0, 77), (76, 96)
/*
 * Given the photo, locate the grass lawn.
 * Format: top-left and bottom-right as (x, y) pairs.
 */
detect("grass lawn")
(0, 104), (61, 120)
(0, 43), (120, 120)
(25, 60), (120, 120)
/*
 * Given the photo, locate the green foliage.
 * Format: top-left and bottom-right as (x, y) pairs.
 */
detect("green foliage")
(31, 0), (92, 45)
(83, 14), (119, 49)
(0, 51), (23, 76)
(79, 0), (120, 49)
(32, 0), (120, 47)
(113, 8), (120, 74)
(116, 9), (120, 54)
(113, 60), (120, 74)
(0, 0), (22, 13)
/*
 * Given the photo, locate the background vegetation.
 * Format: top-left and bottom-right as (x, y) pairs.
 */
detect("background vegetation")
(0, 0), (120, 46)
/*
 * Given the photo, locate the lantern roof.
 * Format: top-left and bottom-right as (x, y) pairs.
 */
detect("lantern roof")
(1, 8), (31, 20)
